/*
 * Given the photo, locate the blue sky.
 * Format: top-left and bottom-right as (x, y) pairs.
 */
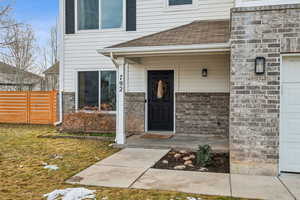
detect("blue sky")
(11, 0), (58, 47)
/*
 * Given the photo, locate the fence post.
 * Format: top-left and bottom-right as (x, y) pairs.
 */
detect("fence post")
(50, 91), (53, 124)
(50, 90), (57, 124)
(26, 91), (30, 124)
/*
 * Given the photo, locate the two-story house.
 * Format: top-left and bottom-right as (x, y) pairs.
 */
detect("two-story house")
(58, 0), (300, 176)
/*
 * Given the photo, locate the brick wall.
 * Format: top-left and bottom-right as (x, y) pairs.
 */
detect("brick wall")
(230, 4), (300, 176)
(62, 92), (76, 115)
(176, 93), (230, 137)
(125, 93), (145, 134)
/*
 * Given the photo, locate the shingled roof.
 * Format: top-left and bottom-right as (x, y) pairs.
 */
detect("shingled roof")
(44, 62), (59, 74)
(0, 62), (42, 79)
(109, 20), (230, 48)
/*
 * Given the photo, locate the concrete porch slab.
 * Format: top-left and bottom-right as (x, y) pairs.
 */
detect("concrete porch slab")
(131, 169), (231, 197)
(231, 174), (294, 200)
(66, 165), (147, 188)
(124, 135), (229, 152)
(279, 173), (300, 199)
(97, 148), (170, 168)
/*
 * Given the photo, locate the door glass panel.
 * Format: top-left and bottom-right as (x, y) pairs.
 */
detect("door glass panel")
(156, 80), (166, 99)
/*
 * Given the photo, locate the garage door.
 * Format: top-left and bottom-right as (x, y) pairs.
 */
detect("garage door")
(280, 56), (300, 173)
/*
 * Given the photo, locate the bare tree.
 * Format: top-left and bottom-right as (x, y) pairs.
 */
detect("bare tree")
(49, 24), (58, 65)
(0, 1), (19, 51)
(2, 23), (37, 91)
(37, 24), (58, 73)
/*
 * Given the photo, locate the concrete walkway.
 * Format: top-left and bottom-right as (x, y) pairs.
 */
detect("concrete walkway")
(67, 148), (299, 200)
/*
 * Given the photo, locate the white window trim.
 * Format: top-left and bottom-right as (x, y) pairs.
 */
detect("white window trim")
(75, 0), (126, 33)
(75, 69), (117, 114)
(164, 0), (197, 11)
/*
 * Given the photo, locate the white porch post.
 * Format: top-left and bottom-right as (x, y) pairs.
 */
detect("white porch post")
(116, 58), (126, 144)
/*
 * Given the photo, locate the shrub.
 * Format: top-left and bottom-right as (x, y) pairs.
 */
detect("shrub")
(196, 144), (213, 167)
(61, 112), (116, 134)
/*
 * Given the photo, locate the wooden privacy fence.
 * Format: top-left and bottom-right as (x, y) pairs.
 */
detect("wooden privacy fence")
(0, 91), (57, 125)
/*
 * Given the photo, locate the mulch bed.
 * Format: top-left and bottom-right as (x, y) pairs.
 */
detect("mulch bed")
(153, 150), (229, 173)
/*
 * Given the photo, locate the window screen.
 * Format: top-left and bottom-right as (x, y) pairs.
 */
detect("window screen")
(169, 0), (193, 6)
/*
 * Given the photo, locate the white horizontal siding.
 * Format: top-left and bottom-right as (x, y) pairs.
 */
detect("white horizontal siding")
(127, 54), (230, 93)
(62, 0), (234, 92)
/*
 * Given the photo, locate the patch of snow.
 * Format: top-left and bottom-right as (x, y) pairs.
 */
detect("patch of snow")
(186, 197), (202, 200)
(43, 188), (96, 200)
(54, 155), (63, 159)
(44, 165), (59, 171)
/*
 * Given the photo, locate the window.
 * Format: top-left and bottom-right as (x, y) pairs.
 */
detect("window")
(101, 71), (116, 111)
(78, 71), (99, 110)
(77, 0), (123, 30)
(101, 0), (123, 29)
(78, 0), (99, 30)
(169, 0), (193, 6)
(77, 71), (116, 112)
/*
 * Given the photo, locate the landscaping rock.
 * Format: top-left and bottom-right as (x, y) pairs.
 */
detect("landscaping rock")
(199, 167), (208, 172)
(153, 150), (230, 173)
(174, 153), (181, 159)
(184, 160), (193, 166)
(183, 156), (191, 161)
(162, 160), (169, 164)
(174, 165), (186, 170)
(187, 164), (195, 168)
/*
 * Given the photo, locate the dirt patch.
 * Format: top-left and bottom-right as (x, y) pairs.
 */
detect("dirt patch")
(153, 150), (229, 173)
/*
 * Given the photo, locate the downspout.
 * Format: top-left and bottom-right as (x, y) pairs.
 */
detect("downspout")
(56, 0), (64, 125)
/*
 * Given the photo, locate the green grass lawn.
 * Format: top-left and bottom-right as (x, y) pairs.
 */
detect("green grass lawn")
(0, 124), (250, 200)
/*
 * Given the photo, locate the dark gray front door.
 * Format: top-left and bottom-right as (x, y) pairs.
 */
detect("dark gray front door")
(147, 70), (174, 131)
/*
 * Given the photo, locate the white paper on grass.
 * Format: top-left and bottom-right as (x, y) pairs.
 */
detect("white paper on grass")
(43, 188), (96, 200)
(44, 165), (59, 170)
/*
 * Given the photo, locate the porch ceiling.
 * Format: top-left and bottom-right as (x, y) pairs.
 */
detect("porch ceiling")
(98, 20), (231, 57)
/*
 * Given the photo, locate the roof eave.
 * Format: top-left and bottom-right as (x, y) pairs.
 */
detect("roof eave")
(98, 43), (230, 57)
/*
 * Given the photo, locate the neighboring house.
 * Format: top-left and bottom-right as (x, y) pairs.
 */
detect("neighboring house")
(44, 62), (59, 91)
(0, 62), (44, 91)
(58, 0), (300, 176)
